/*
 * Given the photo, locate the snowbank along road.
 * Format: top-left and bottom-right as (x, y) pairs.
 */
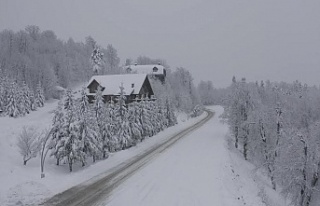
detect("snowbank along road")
(41, 109), (214, 206)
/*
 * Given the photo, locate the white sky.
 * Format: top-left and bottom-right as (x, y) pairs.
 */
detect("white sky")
(1, 0), (320, 87)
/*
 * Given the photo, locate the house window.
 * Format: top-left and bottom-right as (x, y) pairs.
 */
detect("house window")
(153, 67), (158, 72)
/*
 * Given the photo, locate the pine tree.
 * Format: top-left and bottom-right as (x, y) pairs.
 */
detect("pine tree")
(36, 82), (45, 107)
(16, 87), (26, 116)
(104, 100), (118, 152)
(91, 46), (104, 75)
(114, 83), (132, 150)
(140, 97), (154, 137)
(50, 102), (66, 165)
(29, 90), (37, 111)
(61, 91), (84, 172)
(128, 101), (143, 144)
(6, 82), (19, 117)
(78, 88), (102, 163)
(165, 98), (177, 127)
(20, 82), (31, 115)
(93, 86), (107, 157)
(0, 75), (5, 113)
(64, 89), (74, 110)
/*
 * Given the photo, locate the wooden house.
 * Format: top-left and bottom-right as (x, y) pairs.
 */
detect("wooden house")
(124, 64), (166, 83)
(87, 73), (155, 104)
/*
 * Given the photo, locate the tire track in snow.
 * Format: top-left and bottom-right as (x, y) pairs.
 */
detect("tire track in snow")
(41, 110), (214, 206)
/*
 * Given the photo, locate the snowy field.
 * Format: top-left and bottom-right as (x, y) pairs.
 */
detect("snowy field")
(0, 99), (207, 206)
(105, 106), (287, 206)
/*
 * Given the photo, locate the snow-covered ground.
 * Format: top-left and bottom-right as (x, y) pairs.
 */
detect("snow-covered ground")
(0, 99), (207, 206)
(105, 106), (287, 206)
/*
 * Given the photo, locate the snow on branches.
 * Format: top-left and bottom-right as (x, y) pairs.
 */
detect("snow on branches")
(45, 86), (177, 172)
(0, 77), (43, 118)
(223, 77), (320, 206)
(91, 46), (104, 75)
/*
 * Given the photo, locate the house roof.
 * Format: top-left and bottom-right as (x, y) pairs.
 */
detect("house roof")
(87, 74), (148, 95)
(125, 64), (165, 75)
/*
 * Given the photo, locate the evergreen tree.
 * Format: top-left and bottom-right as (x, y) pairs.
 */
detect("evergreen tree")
(104, 100), (118, 152)
(60, 91), (84, 172)
(0, 75), (5, 113)
(91, 46), (104, 75)
(20, 82), (31, 115)
(36, 82), (45, 107)
(140, 97), (154, 137)
(165, 98), (177, 127)
(93, 86), (107, 157)
(128, 101), (143, 144)
(6, 82), (19, 117)
(78, 87), (101, 163)
(29, 90), (37, 111)
(114, 83), (131, 149)
(50, 102), (66, 165)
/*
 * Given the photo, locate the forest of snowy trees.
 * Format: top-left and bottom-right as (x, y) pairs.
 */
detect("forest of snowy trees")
(0, 26), (201, 118)
(223, 77), (320, 206)
(0, 76), (45, 117)
(0, 25), (204, 179)
(46, 86), (177, 172)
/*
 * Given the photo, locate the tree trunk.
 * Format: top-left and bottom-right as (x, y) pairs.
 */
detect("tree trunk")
(235, 126), (239, 149)
(56, 157), (60, 166)
(69, 159), (73, 172)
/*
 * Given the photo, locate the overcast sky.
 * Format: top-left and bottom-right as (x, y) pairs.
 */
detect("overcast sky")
(1, 0), (320, 87)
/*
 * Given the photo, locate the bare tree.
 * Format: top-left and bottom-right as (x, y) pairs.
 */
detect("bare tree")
(17, 126), (41, 165)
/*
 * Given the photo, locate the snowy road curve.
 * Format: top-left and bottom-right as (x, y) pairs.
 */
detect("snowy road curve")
(105, 106), (268, 206)
(41, 109), (214, 206)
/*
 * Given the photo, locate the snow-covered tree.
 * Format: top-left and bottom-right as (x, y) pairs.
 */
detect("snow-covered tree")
(29, 90), (37, 111)
(128, 101), (143, 144)
(91, 46), (104, 75)
(78, 87), (102, 163)
(223, 77), (320, 206)
(0, 74), (6, 113)
(165, 98), (177, 127)
(139, 98), (154, 138)
(105, 44), (120, 74)
(114, 83), (132, 150)
(64, 88), (74, 111)
(36, 81), (45, 108)
(50, 102), (65, 166)
(19, 82), (31, 115)
(17, 126), (40, 165)
(104, 100), (118, 152)
(6, 82), (19, 117)
(92, 85), (108, 157)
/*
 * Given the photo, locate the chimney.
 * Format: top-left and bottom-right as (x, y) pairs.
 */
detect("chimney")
(131, 83), (134, 88)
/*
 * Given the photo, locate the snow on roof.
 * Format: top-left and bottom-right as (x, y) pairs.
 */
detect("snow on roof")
(125, 64), (165, 75)
(87, 74), (147, 95)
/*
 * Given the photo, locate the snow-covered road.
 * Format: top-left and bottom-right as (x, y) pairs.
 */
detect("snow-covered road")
(105, 106), (267, 206)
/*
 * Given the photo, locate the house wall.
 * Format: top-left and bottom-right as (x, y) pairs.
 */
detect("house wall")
(87, 76), (155, 104)
(139, 77), (154, 97)
(88, 80), (100, 93)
